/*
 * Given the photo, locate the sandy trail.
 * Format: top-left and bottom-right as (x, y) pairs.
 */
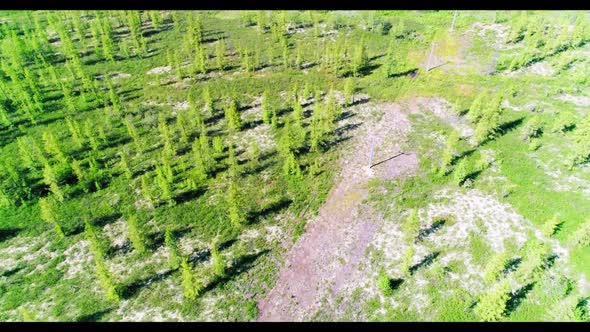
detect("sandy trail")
(257, 103), (419, 321)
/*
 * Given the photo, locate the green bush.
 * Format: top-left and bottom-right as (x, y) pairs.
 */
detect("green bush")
(377, 271), (394, 296)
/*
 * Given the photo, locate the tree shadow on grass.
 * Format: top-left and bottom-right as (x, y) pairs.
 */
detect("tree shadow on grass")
(409, 251), (440, 275)
(76, 307), (115, 322)
(543, 253), (559, 269)
(321, 135), (353, 153)
(183, 238), (238, 265)
(101, 135), (132, 150)
(242, 119), (264, 131)
(387, 278), (404, 291)
(1, 265), (24, 278)
(204, 111), (225, 126)
(342, 63), (382, 78)
(120, 269), (177, 299)
(242, 158), (278, 177)
(346, 96), (370, 108)
(142, 25), (173, 38)
(0, 228), (21, 243)
(388, 68), (419, 79)
(202, 249), (271, 293)
(247, 198), (292, 225)
(108, 241), (133, 257)
(496, 117), (525, 136)
(146, 226), (193, 251)
(451, 148), (476, 166)
(553, 222), (566, 237)
(505, 282), (536, 316)
(93, 213), (122, 228)
(503, 257), (522, 275)
(131, 163), (156, 180)
(189, 248), (211, 266)
(334, 122), (362, 137)
(0, 127), (24, 149)
(478, 117), (526, 147)
(276, 106), (293, 118)
(337, 110), (356, 122)
(416, 219), (445, 242)
(173, 187), (207, 205)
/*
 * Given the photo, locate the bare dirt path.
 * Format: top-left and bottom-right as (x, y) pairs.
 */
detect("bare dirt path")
(257, 103), (419, 321)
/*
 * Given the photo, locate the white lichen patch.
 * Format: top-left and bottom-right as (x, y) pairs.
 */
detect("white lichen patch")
(108, 245), (170, 280)
(0, 235), (56, 275)
(173, 101), (189, 111)
(146, 66), (172, 75)
(425, 189), (531, 252)
(467, 22), (509, 43)
(239, 229), (261, 241)
(264, 225), (284, 244)
(557, 94), (590, 107)
(413, 97), (474, 138)
(56, 240), (93, 280)
(103, 218), (129, 249)
(179, 236), (207, 255)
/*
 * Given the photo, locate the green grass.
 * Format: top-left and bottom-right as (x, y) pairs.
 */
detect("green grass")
(1, 9), (590, 322)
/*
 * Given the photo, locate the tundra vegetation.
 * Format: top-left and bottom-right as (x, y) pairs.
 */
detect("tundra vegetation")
(0, 10), (589, 322)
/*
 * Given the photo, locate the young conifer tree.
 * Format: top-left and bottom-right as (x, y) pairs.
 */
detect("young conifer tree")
(199, 132), (215, 173)
(84, 215), (109, 259)
(83, 120), (101, 152)
(401, 243), (414, 278)
(210, 237), (226, 278)
(202, 85), (214, 116)
(165, 227), (181, 270)
(215, 38), (226, 71)
(473, 280), (511, 322)
(123, 116), (142, 153)
(126, 213), (148, 255)
(42, 131), (68, 165)
(42, 163), (65, 202)
(140, 174), (153, 204)
(16, 137), (36, 170)
(66, 117), (84, 149)
(94, 254), (120, 302)
(180, 256), (203, 300)
(541, 214), (561, 238)
(261, 89), (272, 125)
(439, 131), (460, 176)
(225, 99), (242, 132)
(70, 158), (85, 184)
(212, 136), (225, 157)
(402, 209), (420, 243)
(483, 252), (509, 285)
(0, 100), (11, 128)
(158, 112), (176, 158)
(249, 141), (261, 171)
(155, 164), (174, 206)
(39, 196), (65, 237)
(119, 151), (133, 181)
(227, 144), (239, 178)
(344, 77), (354, 106)
(191, 140), (208, 183)
(226, 180), (245, 229)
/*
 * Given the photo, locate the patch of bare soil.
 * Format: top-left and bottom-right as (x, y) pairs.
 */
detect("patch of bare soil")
(257, 103), (419, 321)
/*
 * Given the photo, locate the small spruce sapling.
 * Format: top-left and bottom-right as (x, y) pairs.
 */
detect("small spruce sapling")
(211, 237), (226, 278)
(164, 227), (181, 269)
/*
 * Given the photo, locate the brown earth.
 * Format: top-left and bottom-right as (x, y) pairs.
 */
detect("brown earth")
(257, 103), (419, 321)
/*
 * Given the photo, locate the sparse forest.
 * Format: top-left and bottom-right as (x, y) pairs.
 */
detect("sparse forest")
(0, 10), (589, 322)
